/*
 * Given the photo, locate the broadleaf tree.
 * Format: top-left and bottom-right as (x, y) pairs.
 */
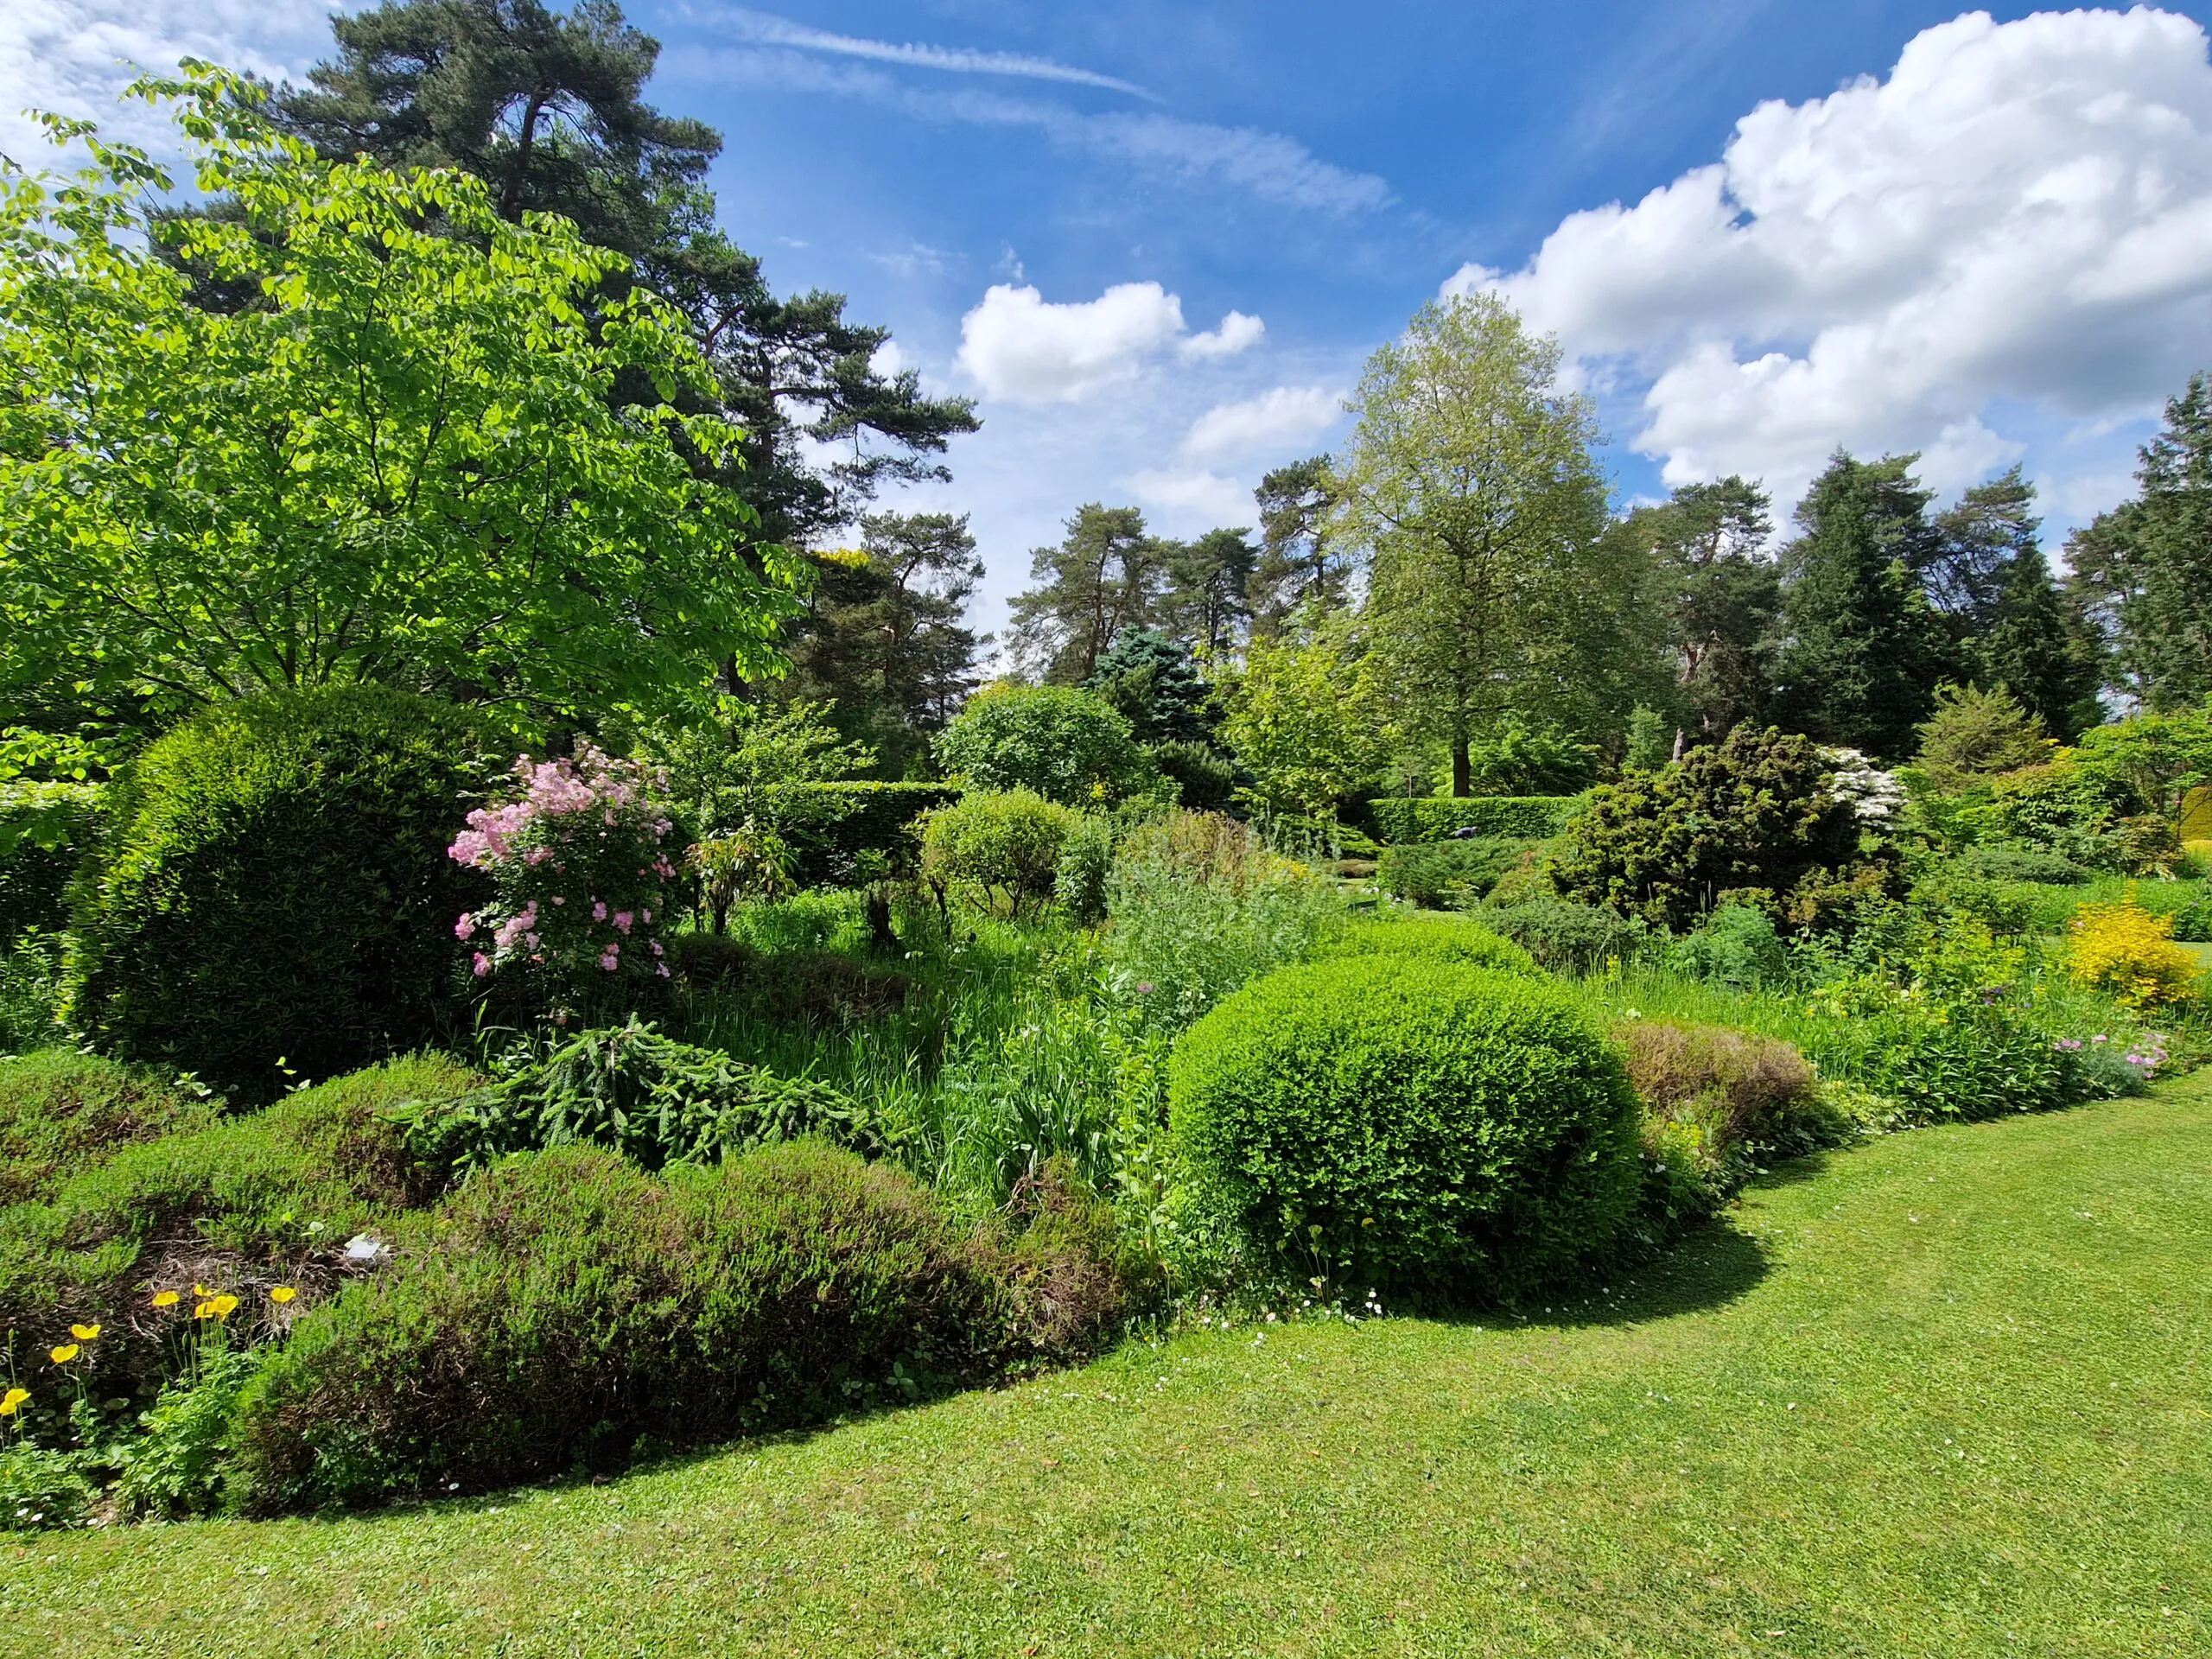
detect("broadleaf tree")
(0, 68), (803, 735)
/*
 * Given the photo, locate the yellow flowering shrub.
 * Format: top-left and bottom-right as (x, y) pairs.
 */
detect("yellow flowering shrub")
(2067, 893), (2203, 1009)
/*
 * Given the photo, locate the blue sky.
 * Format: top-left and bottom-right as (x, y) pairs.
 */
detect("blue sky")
(12, 2), (2212, 637)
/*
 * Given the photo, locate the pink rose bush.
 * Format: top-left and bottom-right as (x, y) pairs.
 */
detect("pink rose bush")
(450, 743), (678, 1017)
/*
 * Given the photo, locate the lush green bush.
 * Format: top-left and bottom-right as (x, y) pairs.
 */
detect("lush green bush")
(1663, 903), (1790, 989)
(1476, 897), (1649, 975)
(1367, 795), (1582, 844)
(1054, 815), (1116, 925)
(0, 781), (99, 940)
(1550, 728), (1885, 931)
(1151, 741), (1237, 812)
(934, 684), (1159, 805)
(227, 1140), (1135, 1510)
(776, 781), (963, 887)
(399, 1019), (899, 1175)
(1316, 914), (1538, 976)
(1103, 812), (1338, 1033)
(1169, 957), (1643, 1299)
(0, 1049), (215, 1205)
(1952, 843), (2093, 886)
(66, 688), (502, 1098)
(919, 791), (1080, 917)
(0, 927), (63, 1055)
(1375, 836), (1534, 906)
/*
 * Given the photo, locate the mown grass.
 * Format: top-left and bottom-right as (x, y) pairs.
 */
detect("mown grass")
(8, 1072), (2209, 1657)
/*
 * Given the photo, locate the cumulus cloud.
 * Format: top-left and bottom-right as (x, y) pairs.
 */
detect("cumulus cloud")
(1122, 467), (1255, 524)
(1447, 7), (2212, 515)
(956, 283), (1266, 404)
(1180, 385), (1342, 462)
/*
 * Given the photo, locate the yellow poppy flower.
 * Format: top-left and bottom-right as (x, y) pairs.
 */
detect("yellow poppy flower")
(0, 1388), (29, 1416)
(207, 1294), (239, 1321)
(269, 1286), (298, 1304)
(150, 1290), (181, 1308)
(69, 1323), (100, 1342)
(194, 1283), (211, 1297)
(48, 1344), (79, 1364)
(192, 1300), (219, 1321)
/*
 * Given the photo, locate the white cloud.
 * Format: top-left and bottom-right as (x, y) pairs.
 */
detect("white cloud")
(711, 9), (1157, 100)
(1180, 385), (1341, 462)
(955, 283), (1268, 404)
(1447, 7), (2212, 518)
(1122, 467), (1255, 524)
(1180, 311), (1265, 360)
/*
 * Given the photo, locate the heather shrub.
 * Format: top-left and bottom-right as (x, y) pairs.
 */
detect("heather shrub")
(1316, 913), (1538, 976)
(66, 687), (501, 1097)
(2065, 893), (2202, 1009)
(1169, 956), (1642, 1300)
(1614, 1020), (1827, 1173)
(398, 1018), (899, 1175)
(0, 1049), (215, 1205)
(226, 1140), (1134, 1510)
(1103, 811), (1338, 1032)
(449, 742), (680, 1020)
(918, 791), (1079, 917)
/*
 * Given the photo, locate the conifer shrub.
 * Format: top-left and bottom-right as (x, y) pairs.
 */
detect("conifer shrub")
(0, 1048), (215, 1206)
(1316, 914), (1539, 976)
(1476, 896), (1649, 975)
(226, 1140), (1133, 1511)
(66, 687), (504, 1098)
(1168, 957), (1642, 1300)
(1375, 836), (1534, 906)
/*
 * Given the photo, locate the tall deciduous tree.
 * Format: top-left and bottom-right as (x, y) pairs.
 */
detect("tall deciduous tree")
(0, 73), (800, 734)
(1333, 295), (1626, 795)
(1214, 615), (1389, 818)
(1768, 454), (1953, 760)
(2067, 372), (2212, 710)
(1006, 505), (1162, 683)
(269, 0), (977, 550)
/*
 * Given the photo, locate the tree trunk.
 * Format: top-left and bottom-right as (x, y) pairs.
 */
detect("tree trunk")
(1452, 741), (1471, 798)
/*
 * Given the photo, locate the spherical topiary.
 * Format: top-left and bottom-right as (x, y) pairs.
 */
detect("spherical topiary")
(66, 687), (504, 1097)
(1169, 955), (1642, 1299)
(1317, 913), (1540, 976)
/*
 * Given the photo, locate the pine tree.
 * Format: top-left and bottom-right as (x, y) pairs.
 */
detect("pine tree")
(1975, 544), (2101, 741)
(1159, 529), (1256, 655)
(1249, 458), (1350, 639)
(1769, 453), (1953, 760)
(1005, 505), (1162, 683)
(1623, 476), (1780, 752)
(1082, 629), (1213, 745)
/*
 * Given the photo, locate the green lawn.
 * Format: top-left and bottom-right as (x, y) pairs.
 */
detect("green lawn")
(10, 1076), (2212, 1659)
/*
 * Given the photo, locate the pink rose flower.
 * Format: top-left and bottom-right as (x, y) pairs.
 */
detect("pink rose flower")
(454, 912), (475, 939)
(471, 952), (492, 978)
(592, 901), (608, 922)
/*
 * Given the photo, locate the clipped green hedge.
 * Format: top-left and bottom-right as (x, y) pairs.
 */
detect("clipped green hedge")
(1316, 914), (1539, 976)
(1367, 795), (1584, 844)
(780, 780), (962, 887)
(1170, 956), (1642, 1300)
(0, 781), (100, 939)
(66, 687), (503, 1097)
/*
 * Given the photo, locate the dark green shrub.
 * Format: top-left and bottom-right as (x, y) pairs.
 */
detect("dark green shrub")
(1317, 914), (1539, 976)
(1663, 903), (1790, 988)
(1054, 814), (1116, 925)
(1954, 844), (2093, 886)
(1477, 897), (1649, 975)
(1376, 836), (1534, 906)
(934, 684), (1159, 804)
(227, 1140), (1132, 1510)
(0, 781), (99, 939)
(66, 687), (504, 1097)
(1550, 728), (1886, 931)
(1152, 741), (1237, 811)
(1367, 795), (1582, 844)
(665, 929), (757, 985)
(919, 790), (1080, 916)
(1169, 957), (1642, 1300)
(2173, 890), (2212, 943)
(775, 780), (962, 887)
(398, 1019), (899, 1175)
(0, 1048), (215, 1205)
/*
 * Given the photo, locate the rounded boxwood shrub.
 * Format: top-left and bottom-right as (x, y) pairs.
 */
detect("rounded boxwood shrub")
(918, 789), (1079, 916)
(1169, 956), (1642, 1300)
(66, 687), (505, 1097)
(1318, 913), (1539, 976)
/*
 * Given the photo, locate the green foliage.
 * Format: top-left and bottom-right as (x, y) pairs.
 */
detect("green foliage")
(0, 782), (99, 939)
(774, 782), (962, 887)
(1006, 505), (1161, 685)
(115, 1345), (258, 1521)
(934, 684), (1156, 805)
(0, 929), (63, 1056)
(0, 68), (800, 734)
(1550, 728), (1880, 931)
(1615, 1019), (1831, 1185)
(1459, 719), (1601, 796)
(1663, 904), (1790, 990)
(1953, 844), (2094, 886)
(0, 1441), (97, 1531)
(1054, 817), (1116, 926)
(632, 696), (876, 845)
(1366, 794), (1583, 843)
(1623, 477), (1781, 747)
(918, 791), (1081, 917)
(1475, 897), (1649, 976)
(1215, 620), (1389, 818)
(65, 687), (499, 1098)
(1169, 956), (1643, 1299)
(1150, 741), (1238, 812)
(0, 1049), (215, 1206)
(1084, 629), (1213, 746)
(1103, 812), (1339, 1033)
(228, 1140), (1130, 1510)
(1314, 914), (1539, 976)
(1376, 837), (1534, 906)
(399, 1019), (898, 1176)
(1913, 683), (2055, 791)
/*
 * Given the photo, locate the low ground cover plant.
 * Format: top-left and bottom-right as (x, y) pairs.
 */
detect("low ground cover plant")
(0, 1048), (215, 1205)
